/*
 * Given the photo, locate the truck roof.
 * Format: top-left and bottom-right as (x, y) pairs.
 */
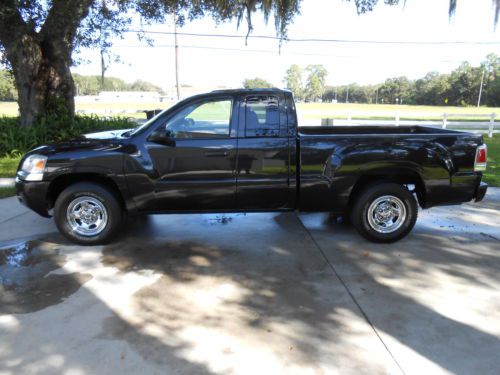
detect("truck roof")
(210, 88), (291, 95)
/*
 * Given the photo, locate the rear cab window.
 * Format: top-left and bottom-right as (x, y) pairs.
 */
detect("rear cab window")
(245, 95), (281, 137)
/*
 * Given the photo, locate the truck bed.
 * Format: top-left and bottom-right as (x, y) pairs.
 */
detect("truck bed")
(296, 124), (484, 212)
(298, 125), (463, 136)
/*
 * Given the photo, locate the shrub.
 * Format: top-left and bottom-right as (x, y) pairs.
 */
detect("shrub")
(0, 115), (134, 157)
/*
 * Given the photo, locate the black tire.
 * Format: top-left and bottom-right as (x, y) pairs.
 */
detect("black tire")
(351, 183), (418, 243)
(54, 182), (123, 245)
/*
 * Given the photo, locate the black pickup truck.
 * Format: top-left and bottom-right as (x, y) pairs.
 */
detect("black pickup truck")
(16, 89), (488, 245)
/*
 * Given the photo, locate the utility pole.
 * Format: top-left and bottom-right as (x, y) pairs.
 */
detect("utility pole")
(477, 68), (485, 107)
(375, 88), (379, 104)
(173, 13), (180, 101)
(346, 85), (349, 103)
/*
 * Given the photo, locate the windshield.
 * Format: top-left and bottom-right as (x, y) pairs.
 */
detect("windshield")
(127, 107), (170, 136)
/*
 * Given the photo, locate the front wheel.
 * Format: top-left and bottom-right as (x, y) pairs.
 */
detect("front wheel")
(351, 183), (418, 243)
(54, 182), (123, 245)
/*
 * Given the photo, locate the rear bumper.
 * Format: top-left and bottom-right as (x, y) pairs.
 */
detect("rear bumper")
(474, 181), (488, 202)
(15, 176), (51, 217)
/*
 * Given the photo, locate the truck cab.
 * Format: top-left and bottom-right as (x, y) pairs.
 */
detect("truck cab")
(126, 89), (297, 213)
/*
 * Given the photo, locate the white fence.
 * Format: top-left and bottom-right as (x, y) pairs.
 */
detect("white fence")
(301, 112), (499, 138)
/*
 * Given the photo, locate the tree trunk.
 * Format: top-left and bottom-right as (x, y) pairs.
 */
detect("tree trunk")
(0, 1), (93, 127)
(8, 36), (75, 127)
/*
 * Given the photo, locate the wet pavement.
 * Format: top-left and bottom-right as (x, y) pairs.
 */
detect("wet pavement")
(0, 190), (499, 375)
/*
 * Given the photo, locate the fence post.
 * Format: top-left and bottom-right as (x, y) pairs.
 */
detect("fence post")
(489, 113), (496, 138)
(442, 113), (448, 129)
(395, 112), (400, 126)
(321, 118), (334, 126)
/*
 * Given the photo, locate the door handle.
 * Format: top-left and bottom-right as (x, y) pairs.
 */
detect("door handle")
(204, 150), (229, 157)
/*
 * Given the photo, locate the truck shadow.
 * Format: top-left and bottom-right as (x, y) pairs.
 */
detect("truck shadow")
(300, 195), (500, 374)
(1, 200), (499, 374)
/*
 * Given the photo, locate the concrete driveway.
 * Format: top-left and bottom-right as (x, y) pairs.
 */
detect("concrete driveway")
(0, 190), (499, 375)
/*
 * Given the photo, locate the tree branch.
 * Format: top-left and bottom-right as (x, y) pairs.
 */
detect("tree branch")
(40, 0), (95, 50)
(0, 1), (30, 49)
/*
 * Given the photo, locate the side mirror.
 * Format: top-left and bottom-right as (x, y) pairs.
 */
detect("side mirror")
(148, 128), (176, 146)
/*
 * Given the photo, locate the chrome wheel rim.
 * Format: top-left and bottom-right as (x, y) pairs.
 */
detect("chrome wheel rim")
(367, 195), (406, 234)
(66, 196), (108, 236)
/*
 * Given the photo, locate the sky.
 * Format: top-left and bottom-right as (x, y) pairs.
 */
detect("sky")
(72, 0), (500, 91)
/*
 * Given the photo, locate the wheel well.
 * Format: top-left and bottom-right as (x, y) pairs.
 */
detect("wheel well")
(348, 173), (426, 208)
(47, 173), (126, 210)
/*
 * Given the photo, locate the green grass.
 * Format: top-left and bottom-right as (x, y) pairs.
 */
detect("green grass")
(484, 135), (500, 187)
(0, 157), (20, 177)
(0, 187), (15, 199)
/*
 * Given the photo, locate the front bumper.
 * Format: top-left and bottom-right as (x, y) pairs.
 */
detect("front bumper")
(15, 176), (51, 217)
(474, 181), (488, 202)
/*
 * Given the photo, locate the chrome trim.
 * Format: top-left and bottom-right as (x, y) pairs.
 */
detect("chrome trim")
(66, 196), (108, 237)
(367, 195), (407, 234)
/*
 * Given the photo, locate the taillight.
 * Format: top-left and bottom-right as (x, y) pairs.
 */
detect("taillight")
(474, 144), (487, 172)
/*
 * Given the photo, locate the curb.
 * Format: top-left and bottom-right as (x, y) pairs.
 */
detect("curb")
(0, 178), (15, 188)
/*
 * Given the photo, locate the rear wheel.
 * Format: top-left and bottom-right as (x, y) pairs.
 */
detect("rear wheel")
(351, 183), (417, 243)
(54, 182), (123, 245)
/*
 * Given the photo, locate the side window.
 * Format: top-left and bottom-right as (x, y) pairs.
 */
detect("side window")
(165, 99), (232, 139)
(245, 96), (280, 137)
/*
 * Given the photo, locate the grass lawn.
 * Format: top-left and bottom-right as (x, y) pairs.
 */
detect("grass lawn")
(0, 187), (15, 199)
(484, 135), (500, 187)
(0, 157), (20, 177)
(0, 157), (19, 198)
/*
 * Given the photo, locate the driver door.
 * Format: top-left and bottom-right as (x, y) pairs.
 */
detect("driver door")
(145, 97), (238, 211)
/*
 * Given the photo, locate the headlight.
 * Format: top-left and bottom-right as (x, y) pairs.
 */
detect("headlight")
(21, 154), (47, 181)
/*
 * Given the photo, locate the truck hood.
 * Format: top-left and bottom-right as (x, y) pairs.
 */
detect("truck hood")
(27, 135), (130, 157)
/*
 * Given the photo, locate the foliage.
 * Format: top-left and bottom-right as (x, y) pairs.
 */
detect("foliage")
(0, 156), (20, 177)
(304, 65), (328, 102)
(243, 77), (274, 89)
(414, 72), (451, 106)
(0, 115), (134, 157)
(0, 70), (16, 101)
(321, 54), (500, 106)
(378, 76), (413, 104)
(73, 74), (163, 95)
(480, 53), (500, 107)
(284, 64), (304, 101)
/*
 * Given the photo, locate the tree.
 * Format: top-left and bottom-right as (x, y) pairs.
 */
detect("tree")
(481, 53), (500, 107)
(447, 62), (482, 106)
(305, 65), (328, 102)
(284, 64), (304, 101)
(0, 1), (301, 127)
(129, 80), (163, 93)
(414, 72), (450, 105)
(243, 77), (274, 89)
(322, 86), (337, 102)
(378, 77), (414, 104)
